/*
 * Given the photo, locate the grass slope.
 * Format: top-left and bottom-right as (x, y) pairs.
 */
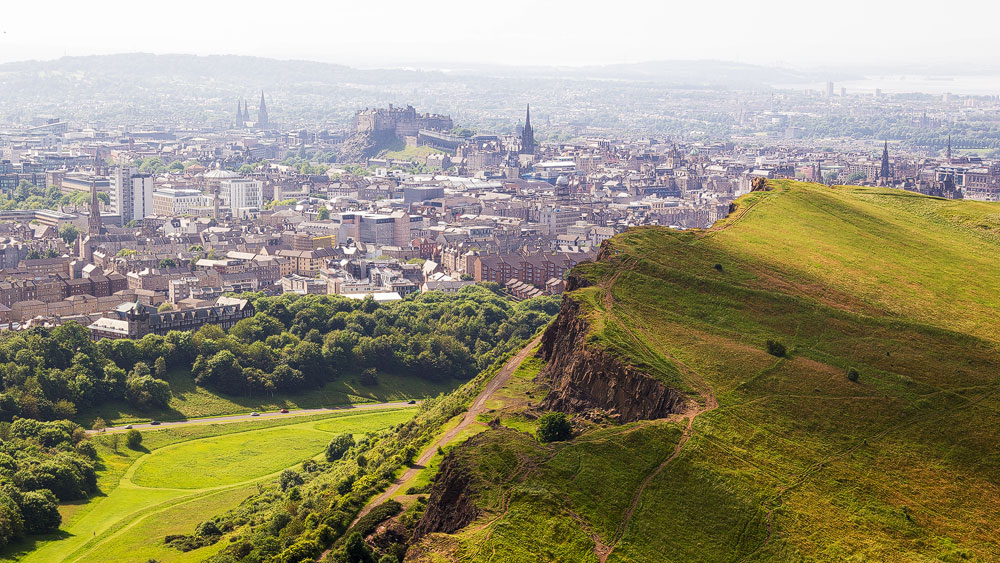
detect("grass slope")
(77, 369), (456, 426)
(414, 181), (1000, 562)
(7, 408), (416, 563)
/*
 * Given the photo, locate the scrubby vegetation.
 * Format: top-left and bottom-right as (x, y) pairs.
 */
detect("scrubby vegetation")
(196, 336), (538, 563)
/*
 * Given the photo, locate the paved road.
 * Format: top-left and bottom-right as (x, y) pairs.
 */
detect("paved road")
(86, 401), (419, 434)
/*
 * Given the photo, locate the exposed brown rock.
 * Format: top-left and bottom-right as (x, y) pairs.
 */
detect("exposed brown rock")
(411, 447), (480, 539)
(537, 296), (688, 423)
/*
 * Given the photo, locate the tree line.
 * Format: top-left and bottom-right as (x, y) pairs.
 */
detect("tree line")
(0, 285), (559, 422)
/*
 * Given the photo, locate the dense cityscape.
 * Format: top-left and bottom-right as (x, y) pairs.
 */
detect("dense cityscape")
(0, 62), (996, 334)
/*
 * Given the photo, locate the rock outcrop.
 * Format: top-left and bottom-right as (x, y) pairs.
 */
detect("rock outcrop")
(411, 447), (480, 539)
(537, 295), (689, 422)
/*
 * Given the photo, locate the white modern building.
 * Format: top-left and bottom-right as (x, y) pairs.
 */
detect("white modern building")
(221, 178), (263, 219)
(110, 166), (154, 223)
(152, 187), (212, 216)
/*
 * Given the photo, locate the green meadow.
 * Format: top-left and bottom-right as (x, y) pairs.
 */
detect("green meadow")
(5, 407), (415, 563)
(411, 181), (1000, 562)
(78, 369), (456, 426)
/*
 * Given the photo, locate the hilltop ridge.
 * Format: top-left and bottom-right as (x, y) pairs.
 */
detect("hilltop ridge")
(407, 180), (1000, 562)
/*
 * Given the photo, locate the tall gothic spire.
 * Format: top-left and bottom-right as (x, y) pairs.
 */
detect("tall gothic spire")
(88, 180), (102, 235)
(258, 91), (269, 128)
(880, 140), (891, 181)
(520, 104), (535, 155)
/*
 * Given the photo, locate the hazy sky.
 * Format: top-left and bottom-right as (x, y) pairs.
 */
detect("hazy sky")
(0, 0), (996, 69)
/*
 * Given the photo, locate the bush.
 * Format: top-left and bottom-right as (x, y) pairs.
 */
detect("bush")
(537, 412), (572, 442)
(325, 433), (355, 462)
(360, 368), (378, 387)
(765, 339), (787, 358)
(125, 429), (142, 449)
(847, 367), (860, 383)
(352, 499), (402, 537)
(279, 469), (303, 491)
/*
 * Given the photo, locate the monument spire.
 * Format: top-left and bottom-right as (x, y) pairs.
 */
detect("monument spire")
(880, 140), (891, 183)
(258, 91), (269, 128)
(520, 104), (535, 154)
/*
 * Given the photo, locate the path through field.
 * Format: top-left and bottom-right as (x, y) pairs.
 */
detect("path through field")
(23, 406), (414, 563)
(349, 334), (544, 526)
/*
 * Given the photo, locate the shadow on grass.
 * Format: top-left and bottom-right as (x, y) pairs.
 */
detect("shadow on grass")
(0, 528), (72, 560)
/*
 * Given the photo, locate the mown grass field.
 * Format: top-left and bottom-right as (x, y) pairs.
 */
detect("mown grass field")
(412, 181), (1000, 562)
(5, 407), (416, 563)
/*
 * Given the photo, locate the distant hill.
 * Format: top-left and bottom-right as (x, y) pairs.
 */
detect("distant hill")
(0, 54), (820, 130)
(411, 181), (1000, 561)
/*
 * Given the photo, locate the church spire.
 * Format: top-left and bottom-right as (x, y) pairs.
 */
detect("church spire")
(880, 140), (891, 182)
(520, 104), (535, 155)
(88, 180), (102, 235)
(947, 134), (952, 161)
(258, 91), (269, 128)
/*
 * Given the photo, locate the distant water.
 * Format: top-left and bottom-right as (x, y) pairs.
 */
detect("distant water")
(773, 75), (1000, 96)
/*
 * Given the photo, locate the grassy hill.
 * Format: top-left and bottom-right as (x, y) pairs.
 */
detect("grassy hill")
(409, 180), (1000, 562)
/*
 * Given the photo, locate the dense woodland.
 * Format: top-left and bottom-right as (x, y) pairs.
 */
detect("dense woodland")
(0, 285), (558, 422)
(0, 418), (96, 546)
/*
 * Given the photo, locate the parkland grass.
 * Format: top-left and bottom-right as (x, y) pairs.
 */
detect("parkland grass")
(7, 406), (416, 563)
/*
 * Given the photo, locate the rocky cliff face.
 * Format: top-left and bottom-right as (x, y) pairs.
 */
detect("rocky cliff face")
(411, 447), (480, 540)
(537, 290), (689, 423)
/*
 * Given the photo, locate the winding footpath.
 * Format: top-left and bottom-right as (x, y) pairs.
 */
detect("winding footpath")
(349, 334), (544, 525)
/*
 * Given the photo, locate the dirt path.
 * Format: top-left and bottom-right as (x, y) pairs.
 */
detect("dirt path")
(598, 260), (718, 563)
(348, 334), (544, 527)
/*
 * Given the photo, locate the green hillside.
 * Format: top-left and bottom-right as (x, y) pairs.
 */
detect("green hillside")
(410, 180), (1000, 562)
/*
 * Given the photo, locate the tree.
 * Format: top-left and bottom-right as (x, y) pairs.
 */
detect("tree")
(157, 303), (174, 312)
(279, 469), (303, 491)
(325, 433), (355, 462)
(58, 224), (80, 245)
(316, 207), (330, 220)
(19, 490), (60, 535)
(125, 429), (142, 449)
(537, 412), (571, 442)
(359, 368), (378, 387)
(91, 417), (107, 433)
(154, 356), (167, 378)
(125, 373), (170, 408)
(0, 490), (25, 545)
(765, 339), (787, 358)
(343, 531), (375, 563)
(847, 367), (860, 383)
(158, 258), (177, 269)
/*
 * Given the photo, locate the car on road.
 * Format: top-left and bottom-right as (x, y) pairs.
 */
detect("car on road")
(150, 421), (161, 425)
(279, 408), (289, 413)
(407, 399), (416, 404)
(250, 412), (259, 416)
(124, 425), (133, 429)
